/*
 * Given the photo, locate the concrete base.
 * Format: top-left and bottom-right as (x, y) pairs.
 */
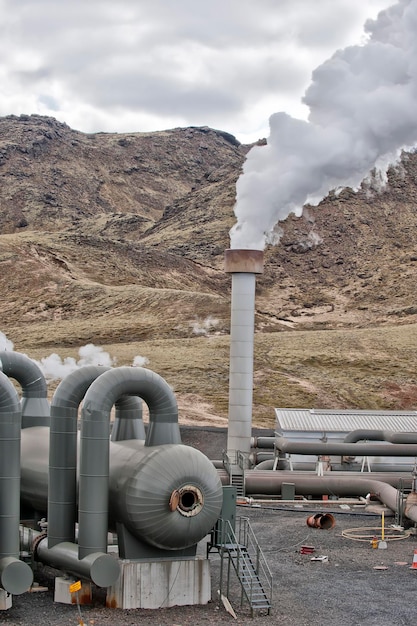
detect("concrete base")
(106, 557), (211, 609)
(0, 589), (12, 610)
(54, 577), (92, 605)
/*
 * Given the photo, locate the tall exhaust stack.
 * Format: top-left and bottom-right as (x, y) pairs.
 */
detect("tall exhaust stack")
(225, 249), (264, 463)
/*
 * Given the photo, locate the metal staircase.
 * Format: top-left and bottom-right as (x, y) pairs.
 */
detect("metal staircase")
(230, 472), (245, 498)
(208, 516), (273, 616)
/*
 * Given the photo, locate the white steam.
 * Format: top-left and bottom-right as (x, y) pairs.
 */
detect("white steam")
(190, 316), (220, 336)
(0, 332), (14, 352)
(36, 344), (117, 382)
(0, 332), (149, 382)
(132, 355), (150, 367)
(231, 0), (417, 250)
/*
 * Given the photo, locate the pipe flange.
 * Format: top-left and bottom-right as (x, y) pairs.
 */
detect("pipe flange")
(169, 485), (204, 517)
(32, 532), (47, 559)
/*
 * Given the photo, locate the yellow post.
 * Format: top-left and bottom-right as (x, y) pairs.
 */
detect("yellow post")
(381, 511), (385, 541)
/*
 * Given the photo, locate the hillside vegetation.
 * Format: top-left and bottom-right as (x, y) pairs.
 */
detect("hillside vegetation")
(1, 114), (416, 427)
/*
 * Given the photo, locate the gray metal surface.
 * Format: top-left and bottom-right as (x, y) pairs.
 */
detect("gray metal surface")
(0, 556), (34, 595)
(111, 395), (145, 441)
(48, 365), (110, 548)
(0, 370), (34, 593)
(0, 351), (50, 428)
(225, 250), (263, 461)
(20, 427), (223, 552)
(275, 434), (417, 457)
(275, 408), (417, 434)
(35, 537), (120, 587)
(0, 371), (24, 558)
(244, 470), (415, 519)
(78, 366), (195, 558)
(48, 365), (144, 548)
(110, 440), (223, 550)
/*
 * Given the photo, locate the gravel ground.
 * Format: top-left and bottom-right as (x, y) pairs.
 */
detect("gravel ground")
(1, 503), (416, 626)
(2, 427), (416, 625)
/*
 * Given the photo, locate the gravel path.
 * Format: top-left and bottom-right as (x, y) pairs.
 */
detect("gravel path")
(1, 503), (416, 626)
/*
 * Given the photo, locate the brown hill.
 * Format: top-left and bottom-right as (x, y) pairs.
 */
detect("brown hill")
(1, 114), (417, 426)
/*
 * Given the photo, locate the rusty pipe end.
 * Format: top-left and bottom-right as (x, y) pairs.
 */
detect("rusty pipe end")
(225, 249), (264, 274)
(306, 513), (336, 530)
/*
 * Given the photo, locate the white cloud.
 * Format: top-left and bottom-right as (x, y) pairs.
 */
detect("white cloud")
(0, 0), (393, 142)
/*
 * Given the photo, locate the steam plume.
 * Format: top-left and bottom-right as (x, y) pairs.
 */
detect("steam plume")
(0, 332), (149, 382)
(231, 0), (417, 251)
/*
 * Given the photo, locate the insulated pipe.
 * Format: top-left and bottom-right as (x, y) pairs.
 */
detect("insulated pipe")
(225, 249), (263, 462)
(78, 366), (181, 559)
(20, 428), (223, 552)
(48, 366), (110, 548)
(0, 351), (50, 428)
(275, 435), (417, 457)
(48, 366), (143, 548)
(250, 436), (275, 449)
(344, 430), (417, 444)
(109, 440), (223, 550)
(111, 395), (145, 442)
(244, 471), (405, 516)
(0, 371), (34, 594)
(34, 537), (120, 588)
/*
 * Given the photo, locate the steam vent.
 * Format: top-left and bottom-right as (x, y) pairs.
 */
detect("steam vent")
(224, 249), (264, 463)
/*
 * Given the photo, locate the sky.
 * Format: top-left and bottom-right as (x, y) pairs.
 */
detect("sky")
(0, 0), (393, 144)
(231, 0), (417, 249)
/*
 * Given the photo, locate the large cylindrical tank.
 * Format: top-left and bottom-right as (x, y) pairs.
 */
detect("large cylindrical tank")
(20, 427), (223, 551)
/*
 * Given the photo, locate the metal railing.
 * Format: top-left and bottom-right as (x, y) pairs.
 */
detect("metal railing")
(213, 516), (273, 616)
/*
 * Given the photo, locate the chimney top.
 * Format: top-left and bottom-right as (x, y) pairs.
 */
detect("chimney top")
(224, 249), (264, 274)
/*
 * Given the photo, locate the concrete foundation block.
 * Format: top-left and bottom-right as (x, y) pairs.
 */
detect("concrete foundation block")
(54, 577), (92, 605)
(107, 557), (211, 609)
(0, 589), (12, 610)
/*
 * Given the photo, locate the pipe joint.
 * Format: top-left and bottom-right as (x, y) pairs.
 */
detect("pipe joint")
(169, 485), (204, 517)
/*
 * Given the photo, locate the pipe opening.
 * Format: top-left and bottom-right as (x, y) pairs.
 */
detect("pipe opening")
(306, 513), (336, 530)
(170, 485), (203, 517)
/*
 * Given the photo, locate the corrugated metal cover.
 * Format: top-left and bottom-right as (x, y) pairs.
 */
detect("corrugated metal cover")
(275, 408), (417, 434)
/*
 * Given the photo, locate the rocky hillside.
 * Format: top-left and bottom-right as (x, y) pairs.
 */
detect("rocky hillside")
(1, 113), (417, 350)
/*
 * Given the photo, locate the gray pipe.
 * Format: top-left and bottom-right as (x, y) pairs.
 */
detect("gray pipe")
(48, 366), (143, 548)
(20, 428), (223, 552)
(109, 440), (223, 550)
(0, 371), (34, 594)
(78, 366), (181, 559)
(111, 395), (145, 442)
(48, 366), (110, 548)
(244, 470), (412, 518)
(250, 436), (275, 449)
(275, 434), (417, 457)
(0, 351), (50, 428)
(34, 537), (120, 588)
(344, 430), (417, 444)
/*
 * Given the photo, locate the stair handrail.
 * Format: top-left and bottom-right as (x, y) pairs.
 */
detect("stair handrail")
(222, 450), (232, 482)
(216, 516), (273, 614)
(236, 450), (251, 471)
(237, 516), (273, 609)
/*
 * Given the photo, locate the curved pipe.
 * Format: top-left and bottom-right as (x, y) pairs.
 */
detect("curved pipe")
(275, 434), (417, 457)
(344, 430), (417, 444)
(48, 366), (143, 548)
(254, 459), (417, 473)
(78, 366), (181, 559)
(244, 470), (415, 520)
(0, 351), (50, 428)
(111, 395), (145, 442)
(20, 428), (223, 552)
(0, 371), (34, 593)
(48, 366), (110, 548)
